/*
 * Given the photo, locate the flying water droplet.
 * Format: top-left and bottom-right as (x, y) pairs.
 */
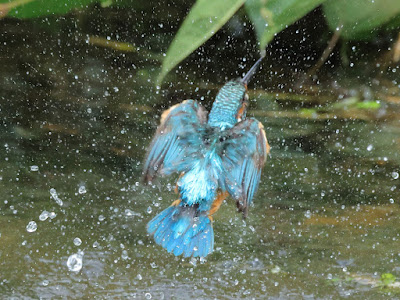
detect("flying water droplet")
(73, 237), (82, 246)
(366, 144), (373, 151)
(78, 185), (87, 194)
(49, 188), (63, 206)
(392, 172), (399, 180)
(145, 293), (152, 299)
(146, 207), (152, 214)
(189, 258), (197, 266)
(49, 188), (57, 196)
(30, 165), (39, 172)
(121, 250), (129, 260)
(125, 209), (139, 217)
(26, 221), (37, 233)
(39, 211), (49, 221)
(67, 250), (84, 272)
(271, 265), (281, 274)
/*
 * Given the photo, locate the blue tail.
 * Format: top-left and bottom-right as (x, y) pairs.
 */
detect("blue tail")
(147, 204), (214, 258)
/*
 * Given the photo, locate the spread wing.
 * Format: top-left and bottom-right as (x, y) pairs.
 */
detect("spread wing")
(143, 100), (207, 182)
(222, 118), (270, 217)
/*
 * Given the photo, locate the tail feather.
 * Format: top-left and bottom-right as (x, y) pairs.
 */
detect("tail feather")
(166, 228), (185, 253)
(184, 231), (199, 258)
(147, 204), (214, 258)
(150, 208), (176, 245)
(154, 216), (174, 245)
(173, 240), (185, 256)
(186, 219), (210, 258)
(147, 206), (174, 234)
(198, 228), (212, 258)
(182, 236), (195, 257)
(182, 215), (209, 246)
(202, 229), (211, 258)
(171, 215), (191, 240)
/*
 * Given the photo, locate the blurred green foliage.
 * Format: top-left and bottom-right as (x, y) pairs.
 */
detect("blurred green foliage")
(323, 0), (400, 40)
(380, 273), (396, 287)
(157, 0), (246, 84)
(356, 101), (381, 110)
(0, 0), (98, 18)
(1, 0), (399, 82)
(245, 0), (325, 49)
(160, 0), (400, 82)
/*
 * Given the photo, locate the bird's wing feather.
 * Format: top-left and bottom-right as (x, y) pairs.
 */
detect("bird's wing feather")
(221, 118), (270, 217)
(143, 100), (207, 182)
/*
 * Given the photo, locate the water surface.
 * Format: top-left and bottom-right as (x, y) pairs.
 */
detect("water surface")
(1, 10), (400, 299)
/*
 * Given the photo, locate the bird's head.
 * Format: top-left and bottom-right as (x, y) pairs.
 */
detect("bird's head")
(208, 54), (265, 130)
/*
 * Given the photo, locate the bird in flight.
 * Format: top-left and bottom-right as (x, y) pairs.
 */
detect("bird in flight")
(143, 54), (270, 258)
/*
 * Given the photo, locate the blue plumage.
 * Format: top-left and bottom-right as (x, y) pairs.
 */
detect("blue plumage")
(143, 57), (270, 258)
(147, 204), (214, 258)
(208, 81), (246, 130)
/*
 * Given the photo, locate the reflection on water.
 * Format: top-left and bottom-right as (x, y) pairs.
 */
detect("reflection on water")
(1, 10), (400, 300)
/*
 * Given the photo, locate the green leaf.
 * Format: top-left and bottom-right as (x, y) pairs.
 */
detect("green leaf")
(323, 0), (400, 40)
(356, 100), (381, 110)
(299, 108), (318, 116)
(158, 0), (246, 84)
(245, 0), (326, 50)
(0, 0), (97, 19)
(381, 273), (396, 286)
(331, 97), (360, 109)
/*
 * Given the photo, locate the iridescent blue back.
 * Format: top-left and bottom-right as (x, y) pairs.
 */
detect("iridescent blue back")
(208, 81), (246, 130)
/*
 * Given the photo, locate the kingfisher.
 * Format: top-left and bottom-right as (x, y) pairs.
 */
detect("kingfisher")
(143, 54), (270, 258)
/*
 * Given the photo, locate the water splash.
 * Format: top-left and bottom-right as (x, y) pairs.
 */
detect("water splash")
(73, 237), (82, 246)
(125, 209), (140, 217)
(30, 165), (39, 171)
(26, 221), (37, 233)
(121, 250), (129, 260)
(67, 250), (84, 272)
(39, 211), (49, 221)
(78, 185), (87, 194)
(49, 188), (63, 206)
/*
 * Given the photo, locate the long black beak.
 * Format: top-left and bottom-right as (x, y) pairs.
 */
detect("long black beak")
(241, 52), (266, 85)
